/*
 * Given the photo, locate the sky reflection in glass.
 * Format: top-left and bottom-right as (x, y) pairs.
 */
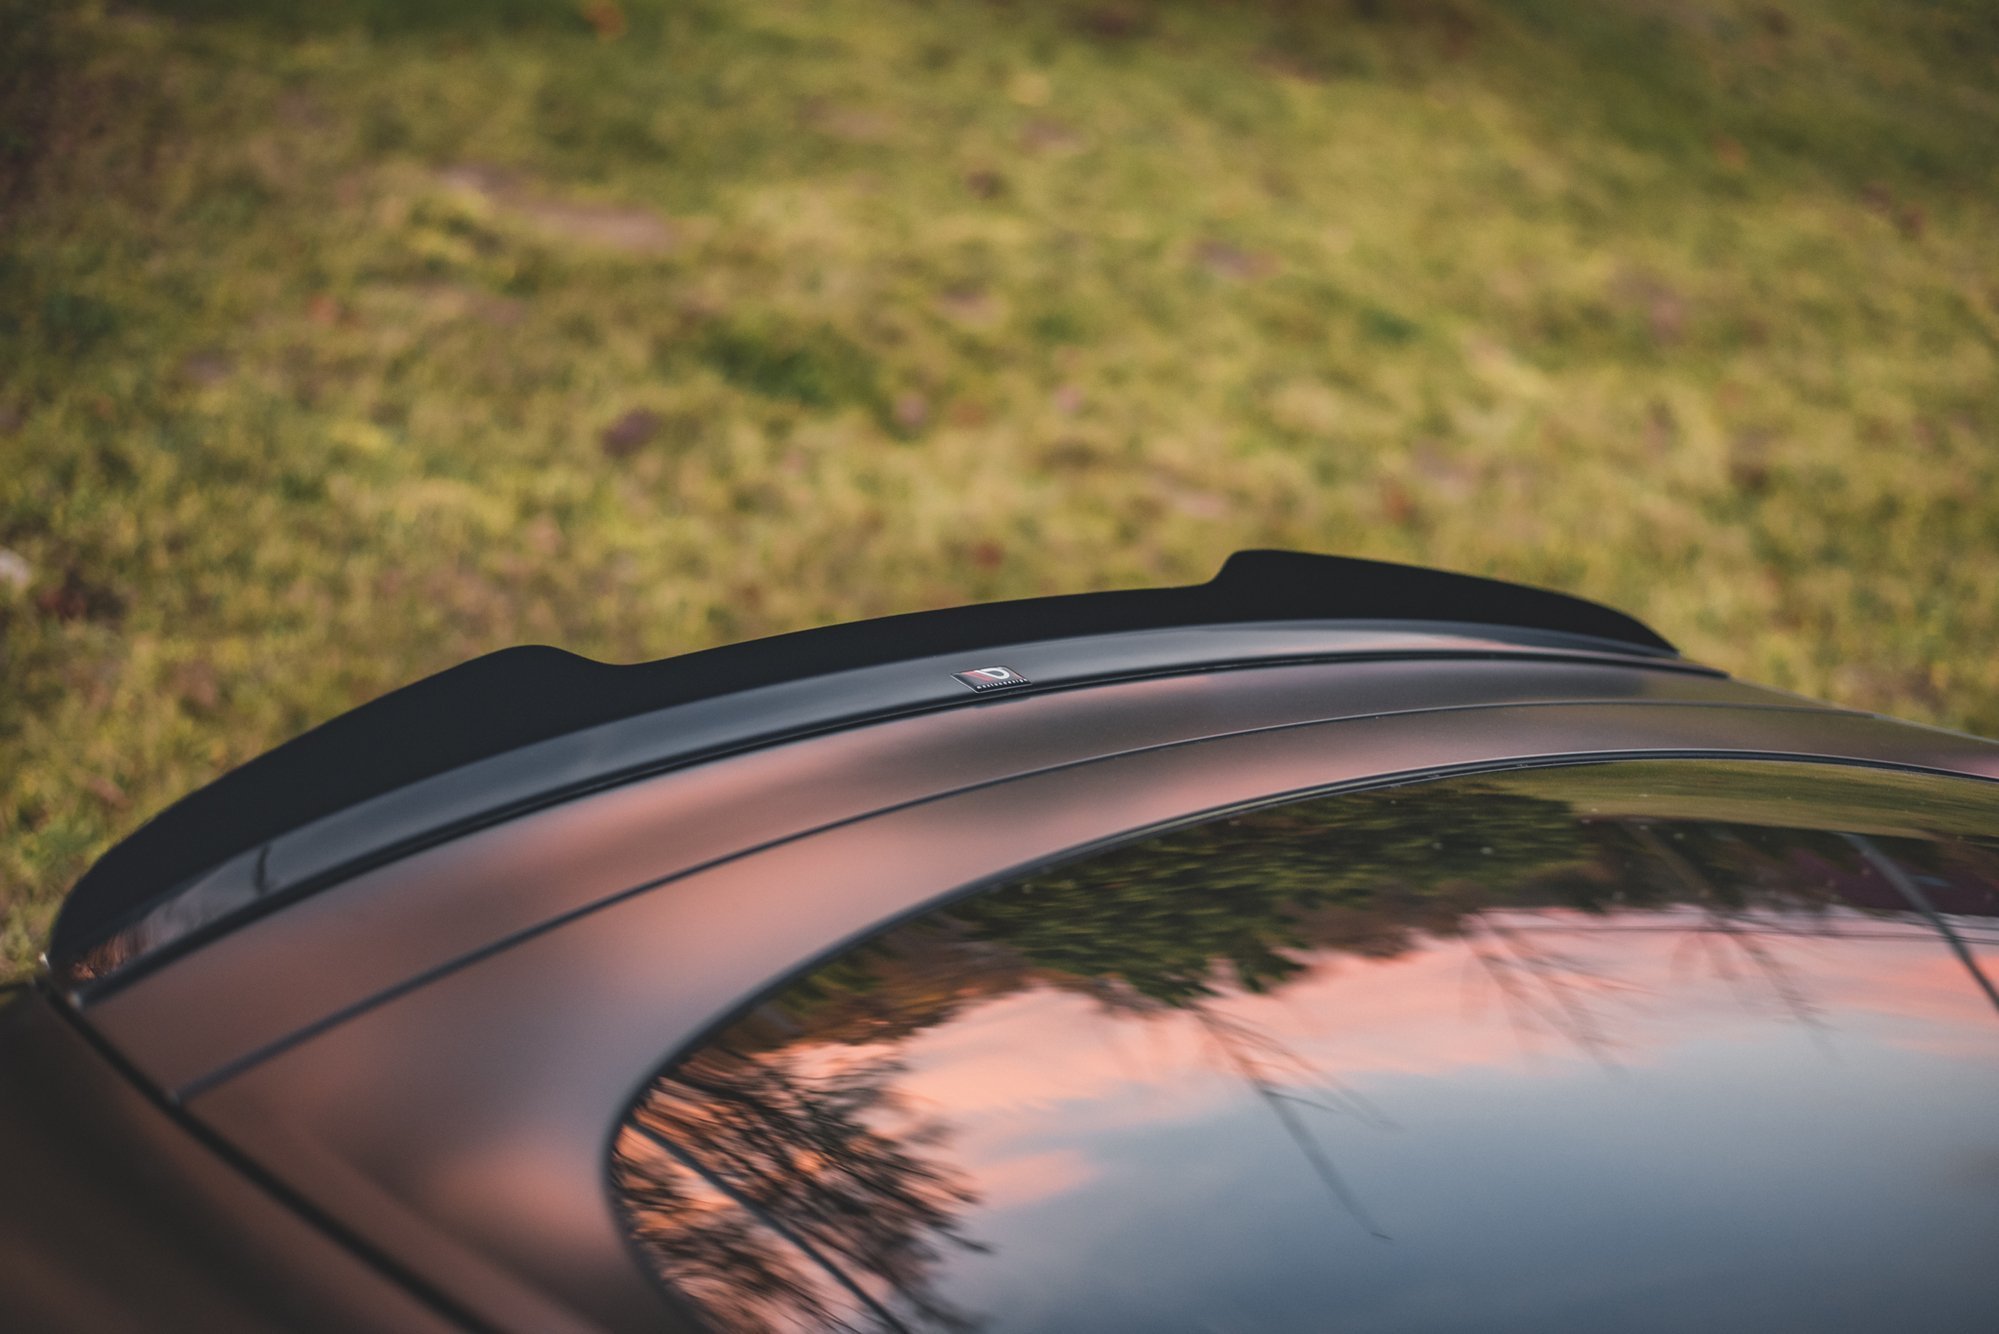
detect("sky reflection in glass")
(614, 761), (1999, 1333)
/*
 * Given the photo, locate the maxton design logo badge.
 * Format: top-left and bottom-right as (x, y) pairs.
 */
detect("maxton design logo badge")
(952, 665), (1030, 693)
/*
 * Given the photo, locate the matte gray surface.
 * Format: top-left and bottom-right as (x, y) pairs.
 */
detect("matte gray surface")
(185, 701), (1999, 1332)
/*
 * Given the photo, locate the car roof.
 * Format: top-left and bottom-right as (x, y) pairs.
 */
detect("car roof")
(41, 555), (1999, 1333)
(165, 715), (1999, 1332)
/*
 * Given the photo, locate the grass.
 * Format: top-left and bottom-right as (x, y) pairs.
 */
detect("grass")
(2, 0), (1995, 979)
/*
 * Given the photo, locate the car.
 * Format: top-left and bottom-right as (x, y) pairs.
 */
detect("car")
(4, 549), (1998, 1333)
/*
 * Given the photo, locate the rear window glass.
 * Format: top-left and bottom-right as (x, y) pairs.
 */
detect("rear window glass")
(612, 760), (1999, 1333)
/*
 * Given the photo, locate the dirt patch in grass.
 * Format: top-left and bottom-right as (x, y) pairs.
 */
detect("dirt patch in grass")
(435, 163), (679, 256)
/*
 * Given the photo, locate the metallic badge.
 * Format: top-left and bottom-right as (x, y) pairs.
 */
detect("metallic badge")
(951, 665), (1030, 693)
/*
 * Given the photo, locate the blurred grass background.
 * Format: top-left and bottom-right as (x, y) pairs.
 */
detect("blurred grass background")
(1, 0), (1995, 977)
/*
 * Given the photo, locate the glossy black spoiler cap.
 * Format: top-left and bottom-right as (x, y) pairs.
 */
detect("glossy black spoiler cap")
(49, 550), (1674, 967)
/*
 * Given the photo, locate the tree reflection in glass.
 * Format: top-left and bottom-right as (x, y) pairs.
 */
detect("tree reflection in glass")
(613, 761), (1999, 1334)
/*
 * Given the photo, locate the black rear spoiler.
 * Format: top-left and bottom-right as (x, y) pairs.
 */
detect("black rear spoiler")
(50, 550), (1676, 985)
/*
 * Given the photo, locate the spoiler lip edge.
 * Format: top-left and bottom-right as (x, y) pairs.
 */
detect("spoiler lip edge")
(48, 550), (1681, 980)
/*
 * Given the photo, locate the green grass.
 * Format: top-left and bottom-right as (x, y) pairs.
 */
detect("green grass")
(2, 0), (1996, 979)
